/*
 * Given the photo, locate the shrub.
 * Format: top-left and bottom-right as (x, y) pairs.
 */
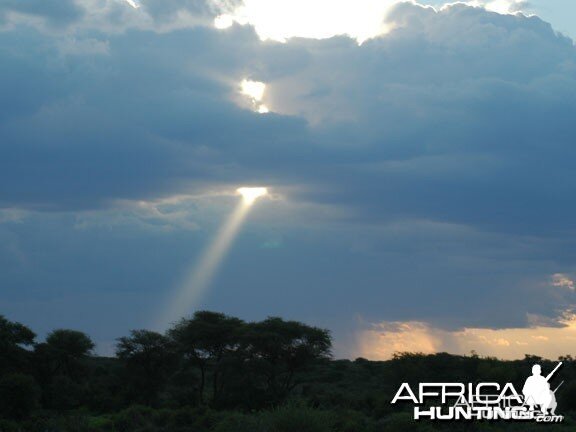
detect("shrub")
(213, 412), (261, 432)
(259, 403), (335, 432)
(0, 373), (40, 420)
(113, 405), (154, 432)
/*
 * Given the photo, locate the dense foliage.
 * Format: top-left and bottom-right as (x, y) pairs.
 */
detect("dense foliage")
(0, 313), (575, 431)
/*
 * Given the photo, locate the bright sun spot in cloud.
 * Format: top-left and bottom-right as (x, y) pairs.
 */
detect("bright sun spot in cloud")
(215, 0), (396, 43)
(237, 187), (268, 204)
(239, 79), (269, 113)
(214, 14), (234, 29)
(240, 80), (265, 101)
(124, 0), (140, 9)
(485, 0), (525, 14)
(215, 0), (530, 42)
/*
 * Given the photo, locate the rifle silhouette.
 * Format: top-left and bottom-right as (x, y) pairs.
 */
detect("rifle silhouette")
(545, 362), (562, 382)
(553, 381), (564, 393)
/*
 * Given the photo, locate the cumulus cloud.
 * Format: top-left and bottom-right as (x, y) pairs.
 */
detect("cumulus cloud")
(257, 3), (576, 235)
(138, 0), (241, 25)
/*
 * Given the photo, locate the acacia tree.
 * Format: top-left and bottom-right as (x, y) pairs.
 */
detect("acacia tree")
(0, 316), (39, 419)
(0, 315), (36, 375)
(43, 329), (95, 377)
(168, 311), (245, 404)
(244, 317), (332, 399)
(116, 329), (176, 406)
(33, 329), (95, 409)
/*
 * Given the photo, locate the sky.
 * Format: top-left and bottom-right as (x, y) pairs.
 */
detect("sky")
(1, 0), (576, 360)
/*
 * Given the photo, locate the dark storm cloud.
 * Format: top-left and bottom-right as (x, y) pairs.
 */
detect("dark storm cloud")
(2, 1), (576, 351)
(0, 22), (308, 209)
(0, 0), (84, 26)
(252, 3), (576, 235)
(2, 2), (575, 237)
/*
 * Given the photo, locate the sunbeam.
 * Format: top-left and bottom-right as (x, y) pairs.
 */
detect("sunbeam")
(156, 188), (268, 329)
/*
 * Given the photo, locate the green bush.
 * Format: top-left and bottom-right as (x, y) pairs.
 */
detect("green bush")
(259, 404), (335, 432)
(45, 414), (93, 432)
(213, 412), (261, 432)
(109, 405), (221, 432)
(113, 405), (154, 432)
(0, 373), (40, 420)
(333, 409), (375, 432)
(87, 415), (115, 430)
(49, 375), (85, 410)
(0, 419), (19, 432)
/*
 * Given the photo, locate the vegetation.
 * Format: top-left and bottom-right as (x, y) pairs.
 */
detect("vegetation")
(0, 312), (575, 431)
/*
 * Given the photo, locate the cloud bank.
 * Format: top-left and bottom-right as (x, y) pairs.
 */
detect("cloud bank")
(1, 0), (575, 357)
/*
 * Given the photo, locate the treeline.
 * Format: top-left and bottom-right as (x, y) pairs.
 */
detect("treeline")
(2, 312), (576, 432)
(0, 312), (330, 421)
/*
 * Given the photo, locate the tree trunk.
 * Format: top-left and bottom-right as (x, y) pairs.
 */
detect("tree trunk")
(199, 365), (206, 404)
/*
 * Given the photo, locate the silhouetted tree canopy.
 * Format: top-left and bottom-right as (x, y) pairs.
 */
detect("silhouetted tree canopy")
(0, 315), (36, 375)
(116, 330), (176, 405)
(168, 311), (246, 404)
(45, 329), (95, 359)
(244, 317), (332, 398)
(2, 311), (576, 432)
